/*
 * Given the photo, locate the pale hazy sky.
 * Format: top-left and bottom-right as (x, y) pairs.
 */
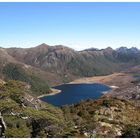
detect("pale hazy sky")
(0, 2), (140, 50)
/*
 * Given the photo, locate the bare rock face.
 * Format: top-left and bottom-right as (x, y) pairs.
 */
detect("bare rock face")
(6, 44), (81, 74)
(21, 93), (42, 110)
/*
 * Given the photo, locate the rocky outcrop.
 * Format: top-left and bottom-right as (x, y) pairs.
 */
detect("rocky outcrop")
(21, 93), (42, 110)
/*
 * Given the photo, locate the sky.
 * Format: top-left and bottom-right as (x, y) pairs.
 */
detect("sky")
(0, 2), (140, 50)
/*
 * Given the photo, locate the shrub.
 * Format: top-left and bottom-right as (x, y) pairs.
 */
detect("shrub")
(121, 125), (140, 138)
(102, 99), (112, 107)
(5, 128), (31, 138)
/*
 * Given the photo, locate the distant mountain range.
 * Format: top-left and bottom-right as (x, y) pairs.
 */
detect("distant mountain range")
(1, 43), (140, 95)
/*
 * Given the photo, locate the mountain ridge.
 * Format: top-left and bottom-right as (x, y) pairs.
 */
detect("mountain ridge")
(1, 43), (140, 96)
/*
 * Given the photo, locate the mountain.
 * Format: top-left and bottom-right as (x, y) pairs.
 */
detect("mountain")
(5, 44), (127, 77)
(114, 47), (140, 63)
(116, 47), (140, 54)
(0, 43), (140, 96)
(83, 47), (99, 51)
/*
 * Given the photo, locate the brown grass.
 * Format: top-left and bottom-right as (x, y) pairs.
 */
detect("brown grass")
(70, 72), (134, 88)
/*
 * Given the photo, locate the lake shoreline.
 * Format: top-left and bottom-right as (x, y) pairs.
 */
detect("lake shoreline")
(38, 71), (134, 106)
(38, 83), (119, 99)
(37, 88), (61, 98)
(38, 72), (123, 100)
(38, 80), (119, 99)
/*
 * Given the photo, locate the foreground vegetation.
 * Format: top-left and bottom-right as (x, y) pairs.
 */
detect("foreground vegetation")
(0, 80), (67, 137)
(62, 97), (140, 137)
(0, 80), (140, 138)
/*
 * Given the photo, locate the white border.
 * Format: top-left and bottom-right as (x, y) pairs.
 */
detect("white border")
(0, 1), (138, 140)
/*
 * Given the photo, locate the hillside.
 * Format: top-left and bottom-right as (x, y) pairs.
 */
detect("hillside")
(0, 80), (140, 138)
(62, 97), (140, 138)
(0, 80), (68, 137)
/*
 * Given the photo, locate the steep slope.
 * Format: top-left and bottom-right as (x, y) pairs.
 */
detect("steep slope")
(0, 45), (82, 96)
(6, 44), (81, 82)
(2, 63), (52, 95)
(0, 48), (17, 77)
(0, 48), (53, 96)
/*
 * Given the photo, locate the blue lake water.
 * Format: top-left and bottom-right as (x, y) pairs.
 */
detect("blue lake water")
(40, 83), (111, 107)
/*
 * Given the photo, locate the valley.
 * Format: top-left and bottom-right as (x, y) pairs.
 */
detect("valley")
(1, 44), (140, 91)
(39, 65), (140, 107)
(0, 44), (140, 138)
(70, 72), (133, 88)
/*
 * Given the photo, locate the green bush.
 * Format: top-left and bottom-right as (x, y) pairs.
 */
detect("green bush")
(4, 115), (31, 138)
(102, 99), (112, 107)
(5, 128), (31, 138)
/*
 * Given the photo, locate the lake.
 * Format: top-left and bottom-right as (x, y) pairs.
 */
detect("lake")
(40, 83), (111, 107)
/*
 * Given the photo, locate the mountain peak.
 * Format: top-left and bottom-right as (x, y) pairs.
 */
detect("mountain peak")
(129, 47), (139, 52)
(103, 47), (113, 51)
(35, 43), (50, 48)
(101, 47), (114, 55)
(83, 48), (99, 51)
(105, 47), (113, 50)
(116, 46), (139, 54)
